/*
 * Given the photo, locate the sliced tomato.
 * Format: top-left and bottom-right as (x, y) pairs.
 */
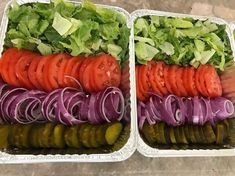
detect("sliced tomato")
(136, 66), (147, 101)
(28, 55), (43, 90)
(79, 58), (90, 87)
(47, 53), (70, 90)
(64, 57), (80, 87)
(195, 65), (203, 96)
(15, 52), (39, 89)
(92, 54), (121, 92)
(187, 67), (199, 96)
(175, 67), (187, 97)
(83, 58), (96, 92)
(57, 57), (69, 87)
(8, 49), (27, 87)
(149, 62), (163, 96)
(69, 57), (85, 88)
(36, 55), (53, 91)
(164, 64), (173, 94)
(168, 65), (180, 96)
(198, 65), (209, 97)
(154, 61), (168, 96)
(1, 48), (22, 84)
(139, 63), (151, 96)
(204, 64), (222, 97)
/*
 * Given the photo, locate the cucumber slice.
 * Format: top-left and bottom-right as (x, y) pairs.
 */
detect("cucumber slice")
(105, 122), (123, 145)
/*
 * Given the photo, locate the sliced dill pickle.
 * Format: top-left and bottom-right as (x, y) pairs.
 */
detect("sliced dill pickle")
(36, 124), (46, 148)
(0, 125), (10, 149)
(105, 122), (123, 145)
(142, 123), (157, 144)
(227, 118), (235, 144)
(80, 124), (92, 148)
(64, 125), (82, 148)
(40, 123), (56, 148)
(157, 122), (167, 144)
(164, 124), (170, 144)
(95, 124), (108, 146)
(188, 125), (196, 144)
(174, 127), (181, 143)
(193, 125), (202, 143)
(184, 125), (191, 143)
(222, 120), (229, 139)
(179, 126), (188, 144)
(216, 123), (225, 144)
(153, 123), (160, 144)
(203, 123), (216, 144)
(52, 124), (66, 148)
(13, 124), (24, 148)
(169, 127), (176, 144)
(198, 126), (207, 144)
(89, 125), (100, 148)
(20, 124), (33, 148)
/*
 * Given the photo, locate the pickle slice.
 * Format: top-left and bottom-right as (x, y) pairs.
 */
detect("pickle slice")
(0, 125), (10, 149)
(20, 124), (33, 148)
(188, 125), (196, 144)
(169, 127), (176, 144)
(89, 125), (100, 148)
(40, 123), (56, 148)
(142, 123), (157, 144)
(157, 122), (167, 144)
(95, 124), (108, 146)
(13, 124), (24, 148)
(184, 125), (191, 143)
(222, 120), (229, 139)
(193, 125), (202, 143)
(198, 126), (207, 144)
(173, 127), (181, 143)
(179, 126), (188, 144)
(153, 123), (160, 144)
(216, 123), (225, 145)
(64, 125), (82, 148)
(80, 124), (92, 148)
(164, 124), (170, 144)
(52, 124), (66, 148)
(203, 123), (216, 144)
(105, 122), (123, 145)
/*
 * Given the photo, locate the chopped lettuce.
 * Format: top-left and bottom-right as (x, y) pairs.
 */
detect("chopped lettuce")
(5, 0), (130, 64)
(134, 16), (233, 70)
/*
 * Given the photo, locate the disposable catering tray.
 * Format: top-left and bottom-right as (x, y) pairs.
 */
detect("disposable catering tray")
(131, 9), (235, 157)
(0, 0), (137, 163)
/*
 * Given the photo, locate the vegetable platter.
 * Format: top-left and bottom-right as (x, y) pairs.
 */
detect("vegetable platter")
(132, 9), (235, 157)
(0, 0), (137, 163)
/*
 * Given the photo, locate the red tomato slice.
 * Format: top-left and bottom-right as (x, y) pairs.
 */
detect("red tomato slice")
(79, 58), (90, 87)
(68, 56), (84, 88)
(198, 65), (209, 97)
(15, 52), (39, 89)
(92, 54), (121, 92)
(83, 58), (96, 92)
(57, 57), (69, 87)
(164, 64), (173, 94)
(175, 67), (187, 97)
(204, 64), (222, 97)
(149, 62), (163, 96)
(8, 49), (27, 87)
(187, 67), (199, 96)
(1, 48), (22, 84)
(136, 66), (147, 101)
(168, 65), (180, 96)
(154, 61), (168, 96)
(64, 57), (79, 87)
(28, 55), (43, 90)
(36, 55), (53, 91)
(47, 53), (70, 90)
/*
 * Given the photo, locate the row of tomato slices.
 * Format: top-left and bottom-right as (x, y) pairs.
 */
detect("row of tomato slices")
(0, 48), (121, 93)
(136, 61), (222, 101)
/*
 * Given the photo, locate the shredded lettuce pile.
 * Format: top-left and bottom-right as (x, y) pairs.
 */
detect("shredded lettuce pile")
(134, 16), (233, 70)
(5, 0), (130, 63)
